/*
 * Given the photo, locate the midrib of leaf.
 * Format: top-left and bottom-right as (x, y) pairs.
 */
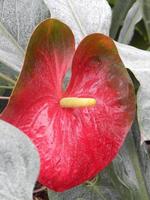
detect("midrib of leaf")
(67, 0), (87, 37)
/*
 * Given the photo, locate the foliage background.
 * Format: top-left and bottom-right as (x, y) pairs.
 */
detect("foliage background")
(108, 0), (150, 50)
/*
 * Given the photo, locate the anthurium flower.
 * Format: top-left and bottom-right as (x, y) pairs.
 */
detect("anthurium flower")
(1, 19), (136, 192)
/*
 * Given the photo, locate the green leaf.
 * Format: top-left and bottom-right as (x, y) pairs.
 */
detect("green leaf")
(0, 0), (50, 49)
(0, 0), (50, 75)
(107, 0), (117, 6)
(47, 118), (150, 200)
(0, 119), (40, 200)
(111, 122), (150, 200)
(131, 21), (149, 50)
(131, 119), (150, 195)
(0, 22), (23, 72)
(0, 62), (18, 83)
(110, 0), (136, 39)
(141, 0), (150, 42)
(116, 41), (150, 141)
(118, 1), (142, 44)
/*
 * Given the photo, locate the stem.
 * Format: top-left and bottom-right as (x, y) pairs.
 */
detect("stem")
(33, 186), (47, 194)
(0, 72), (16, 85)
(0, 96), (10, 100)
(0, 85), (14, 89)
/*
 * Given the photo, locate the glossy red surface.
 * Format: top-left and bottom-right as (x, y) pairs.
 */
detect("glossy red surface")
(1, 19), (136, 191)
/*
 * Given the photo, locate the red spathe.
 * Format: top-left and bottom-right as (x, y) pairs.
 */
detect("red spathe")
(1, 19), (136, 191)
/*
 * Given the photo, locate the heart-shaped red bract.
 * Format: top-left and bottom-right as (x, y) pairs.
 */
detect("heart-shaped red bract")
(1, 19), (136, 191)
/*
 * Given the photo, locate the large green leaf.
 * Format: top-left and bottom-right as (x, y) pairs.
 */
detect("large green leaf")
(110, 0), (136, 39)
(142, 0), (150, 42)
(47, 118), (150, 200)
